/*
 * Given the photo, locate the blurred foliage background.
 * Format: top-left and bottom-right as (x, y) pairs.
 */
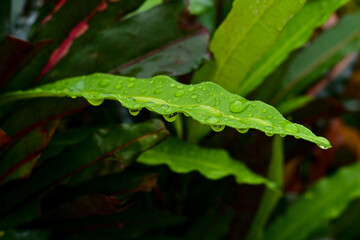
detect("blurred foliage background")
(1, 0), (360, 239)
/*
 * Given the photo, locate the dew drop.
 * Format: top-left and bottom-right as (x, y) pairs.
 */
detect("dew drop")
(229, 100), (248, 113)
(284, 123), (299, 133)
(164, 113), (178, 122)
(127, 82), (135, 88)
(265, 132), (274, 137)
(175, 89), (185, 97)
(237, 128), (249, 134)
(129, 108), (141, 116)
(206, 116), (219, 124)
(280, 134), (286, 137)
(252, 103), (257, 107)
(141, 89), (146, 94)
(214, 97), (220, 106)
(248, 113), (253, 117)
(191, 94), (199, 99)
(99, 79), (111, 87)
(299, 0), (306, 4)
(160, 104), (170, 112)
(211, 125), (225, 132)
(317, 144), (329, 150)
(87, 98), (104, 106)
(154, 88), (163, 94)
(262, 109), (267, 113)
(70, 95), (77, 99)
(189, 86), (195, 92)
(115, 84), (122, 90)
(294, 135), (300, 139)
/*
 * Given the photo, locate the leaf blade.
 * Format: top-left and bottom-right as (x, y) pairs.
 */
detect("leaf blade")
(138, 137), (274, 188)
(273, 11), (360, 103)
(265, 162), (360, 240)
(0, 73), (330, 148)
(193, 0), (306, 92)
(241, 0), (351, 96)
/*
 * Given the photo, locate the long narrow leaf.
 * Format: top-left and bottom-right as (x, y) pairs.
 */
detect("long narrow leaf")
(265, 162), (360, 240)
(273, 11), (360, 103)
(138, 137), (275, 188)
(241, 0), (350, 96)
(0, 73), (331, 148)
(192, 0), (306, 92)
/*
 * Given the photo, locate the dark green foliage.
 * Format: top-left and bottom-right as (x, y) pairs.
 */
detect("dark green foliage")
(1, 0), (360, 239)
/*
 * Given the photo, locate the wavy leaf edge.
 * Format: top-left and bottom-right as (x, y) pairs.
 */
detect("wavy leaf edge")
(0, 73), (331, 149)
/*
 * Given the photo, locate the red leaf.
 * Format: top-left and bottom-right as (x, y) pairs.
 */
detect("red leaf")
(0, 129), (11, 148)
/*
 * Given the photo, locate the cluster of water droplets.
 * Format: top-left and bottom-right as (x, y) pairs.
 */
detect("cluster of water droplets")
(54, 75), (331, 149)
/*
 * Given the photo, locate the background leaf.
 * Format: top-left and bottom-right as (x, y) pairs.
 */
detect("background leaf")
(192, 0), (306, 93)
(241, 0), (351, 96)
(138, 136), (274, 188)
(272, 11), (360, 104)
(265, 162), (360, 240)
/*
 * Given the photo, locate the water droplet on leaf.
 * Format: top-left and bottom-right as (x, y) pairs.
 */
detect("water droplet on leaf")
(189, 86), (195, 92)
(206, 116), (219, 124)
(129, 108), (141, 116)
(229, 100), (248, 113)
(214, 97), (220, 106)
(265, 132), (274, 137)
(284, 123), (299, 133)
(127, 82), (135, 88)
(175, 90), (185, 97)
(237, 128), (249, 134)
(164, 113), (178, 122)
(99, 79), (111, 87)
(211, 125), (225, 132)
(191, 94), (199, 99)
(115, 84), (122, 90)
(87, 98), (104, 106)
(154, 88), (163, 94)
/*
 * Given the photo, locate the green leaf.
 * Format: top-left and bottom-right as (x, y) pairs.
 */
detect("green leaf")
(272, 11), (360, 104)
(264, 162), (360, 240)
(277, 95), (312, 115)
(241, 0), (351, 96)
(192, 0), (306, 93)
(0, 73), (331, 148)
(138, 137), (275, 188)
